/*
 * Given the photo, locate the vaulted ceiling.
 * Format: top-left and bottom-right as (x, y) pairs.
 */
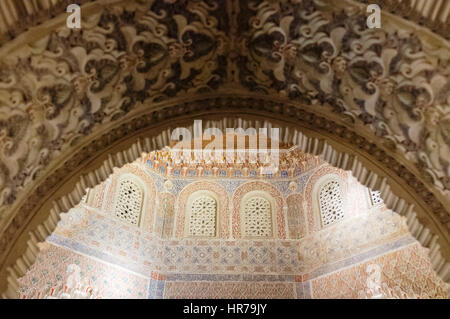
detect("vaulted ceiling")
(0, 0), (449, 291)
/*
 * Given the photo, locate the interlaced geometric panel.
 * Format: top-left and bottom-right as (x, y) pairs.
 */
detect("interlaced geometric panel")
(189, 196), (217, 237)
(115, 179), (143, 226)
(243, 197), (272, 237)
(319, 180), (344, 226)
(370, 190), (383, 207)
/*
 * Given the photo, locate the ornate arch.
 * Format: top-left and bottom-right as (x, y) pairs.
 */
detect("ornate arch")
(174, 181), (230, 239)
(240, 191), (276, 238)
(0, 0), (449, 225)
(1, 0), (450, 295)
(303, 166), (349, 233)
(313, 175), (347, 229)
(185, 191), (219, 238)
(112, 174), (145, 226)
(103, 164), (157, 233)
(232, 181), (285, 239)
(2, 114), (450, 297)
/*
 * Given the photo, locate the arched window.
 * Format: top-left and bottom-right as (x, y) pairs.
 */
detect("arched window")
(370, 190), (383, 207)
(243, 196), (272, 237)
(319, 180), (344, 226)
(188, 195), (217, 237)
(114, 178), (143, 226)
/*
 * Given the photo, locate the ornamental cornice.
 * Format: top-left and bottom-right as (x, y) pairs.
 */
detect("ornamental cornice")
(142, 142), (321, 180)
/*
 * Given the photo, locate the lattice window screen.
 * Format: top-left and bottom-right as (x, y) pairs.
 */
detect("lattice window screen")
(115, 179), (143, 226)
(243, 197), (272, 237)
(370, 190), (383, 206)
(319, 180), (344, 226)
(189, 196), (217, 237)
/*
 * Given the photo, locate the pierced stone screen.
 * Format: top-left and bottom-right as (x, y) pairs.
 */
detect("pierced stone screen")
(319, 180), (344, 226)
(115, 179), (143, 226)
(189, 196), (217, 237)
(243, 197), (272, 237)
(370, 190), (383, 207)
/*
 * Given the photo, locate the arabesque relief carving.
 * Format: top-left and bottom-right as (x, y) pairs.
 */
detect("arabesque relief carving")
(238, 0), (450, 194)
(0, 0), (227, 208)
(0, 0), (448, 254)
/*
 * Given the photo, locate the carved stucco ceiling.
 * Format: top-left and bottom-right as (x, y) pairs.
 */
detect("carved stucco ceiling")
(1, 0), (449, 44)
(0, 0), (449, 266)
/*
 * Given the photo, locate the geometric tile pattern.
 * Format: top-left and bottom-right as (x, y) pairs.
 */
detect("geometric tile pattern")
(311, 243), (448, 299)
(51, 206), (413, 276)
(19, 232), (448, 298)
(17, 243), (148, 299)
(16, 159), (449, 298)
(148, 272), (166, 299)
(164, 281), (295, 299)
